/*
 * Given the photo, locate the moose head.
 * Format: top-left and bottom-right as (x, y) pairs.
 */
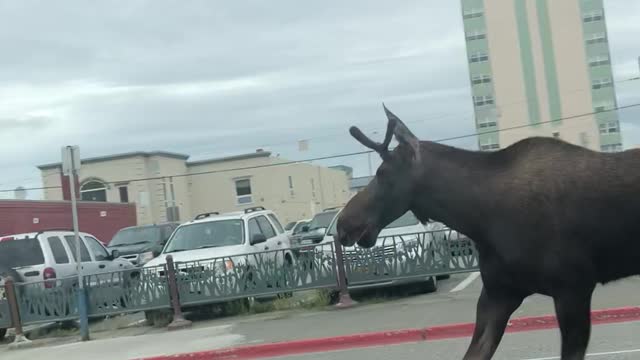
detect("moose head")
(335, 105), (425, 249)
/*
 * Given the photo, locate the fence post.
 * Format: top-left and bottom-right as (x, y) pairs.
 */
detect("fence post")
(332, 238), (356, 309)
(165, 255), (192, 331)
(5, 277), (32, 349)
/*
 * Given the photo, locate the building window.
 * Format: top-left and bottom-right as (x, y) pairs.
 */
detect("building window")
(474, 95), (494, 107)
(479, 139), (500, 151)
(465, 30), (486, 41)
(592, 78), (612, 89)
(477, 117), (497, 128)
(118, 186), (129, 203)
(588, 55), (610, 67)
(585, 32), (607, 45)
(235, 178), (253, 205)
(471, 74), (492, 85)
(80, 180), (107, 202)
(583, 9), (604, 23)
(288, 176), (294, 196)
(463, 9), (483, 19)
(580, 132), (590, 147)
(594, 101), (614, 113)
(601, 143), (622, 153)
(469, 52), (489, 63)
(599, 121), (619, 134)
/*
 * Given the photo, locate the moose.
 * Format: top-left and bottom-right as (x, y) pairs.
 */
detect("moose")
(334, 105), (640, 359)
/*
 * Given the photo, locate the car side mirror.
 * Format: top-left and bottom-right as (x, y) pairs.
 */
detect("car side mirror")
(152, 249), (161, 257)
(301, 226), (309, 233)
(250, 233), (267, 245)
(110, 249), (120, 260)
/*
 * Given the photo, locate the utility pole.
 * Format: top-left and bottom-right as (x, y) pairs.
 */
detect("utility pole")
(62, 145), (89, 341)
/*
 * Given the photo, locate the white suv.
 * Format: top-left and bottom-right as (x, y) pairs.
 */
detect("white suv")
(322, 210), (443, 292)
(144, 206), (293, 271)
(0, 230), (134, 288)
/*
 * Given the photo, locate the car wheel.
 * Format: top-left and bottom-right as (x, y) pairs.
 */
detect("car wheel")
(420, 276), (438, 293)
(0, 328), (6, 342)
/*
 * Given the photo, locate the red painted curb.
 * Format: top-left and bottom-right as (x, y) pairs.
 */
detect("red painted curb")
(134, 306), (640, 360)
(136, 329), (427, 360)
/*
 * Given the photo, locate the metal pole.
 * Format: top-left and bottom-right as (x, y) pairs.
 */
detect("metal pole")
(67, 146), (89, 341)
(332, 237), (356, 309)
(5, 277), (31, 348)
(165, 255), (192, 330)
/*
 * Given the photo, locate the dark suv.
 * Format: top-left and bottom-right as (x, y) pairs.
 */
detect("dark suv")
(108, 223), (179, 267)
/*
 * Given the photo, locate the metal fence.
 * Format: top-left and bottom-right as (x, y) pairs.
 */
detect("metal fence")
(0, 229), (479, 330)
(0, 285), (10, 329)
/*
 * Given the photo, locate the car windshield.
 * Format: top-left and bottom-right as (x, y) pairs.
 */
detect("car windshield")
(0, 238), (45, 269)
(386, 211), (420, 228)
(109, 226), (162, 247)
(164, 219), (245, 253)
(284, 222), (296, 231)
(308, 211), (338, 231)
(292, 221), (310, 235)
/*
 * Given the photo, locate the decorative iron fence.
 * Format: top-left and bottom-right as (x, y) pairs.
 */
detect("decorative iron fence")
(176, 242), (337, 307)
(0, 285), (11, 329)
(7, 229), (478, 329)
(85, 265), (171, 317)
(344, 230), (478, 287)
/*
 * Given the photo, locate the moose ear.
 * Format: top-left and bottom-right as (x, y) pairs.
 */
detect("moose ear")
(383, 104), (420, 160)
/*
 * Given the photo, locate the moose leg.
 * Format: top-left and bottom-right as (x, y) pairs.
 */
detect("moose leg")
(553, 287), (594, 360)
(462, 286), (525, 360)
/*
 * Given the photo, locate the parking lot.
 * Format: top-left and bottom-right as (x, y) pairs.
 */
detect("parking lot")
(2, 272), (640, 359)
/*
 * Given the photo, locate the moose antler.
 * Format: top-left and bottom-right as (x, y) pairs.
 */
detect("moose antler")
(349, 104), (397, 156)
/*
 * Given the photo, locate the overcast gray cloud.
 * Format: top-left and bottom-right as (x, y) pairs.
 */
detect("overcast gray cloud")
(0, 0), (639, 198)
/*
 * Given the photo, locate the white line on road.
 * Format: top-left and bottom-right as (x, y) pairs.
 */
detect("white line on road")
(521, 348), (640, 360)
(450, 272), (480, 293)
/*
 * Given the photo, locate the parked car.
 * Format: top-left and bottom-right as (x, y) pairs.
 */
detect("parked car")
(284, 218), (311, 238)
(143, 206), (294, 320)
(108, 222), (179, 267)
(286, 218), (311, 246)
(295, 207), (342, 246)
(0, 230), (135, 340)
(321, 210), (451, 292)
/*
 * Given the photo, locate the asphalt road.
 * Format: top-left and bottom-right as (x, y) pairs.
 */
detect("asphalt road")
(2, 272), (640, 360)
(277, 321), (640, 360)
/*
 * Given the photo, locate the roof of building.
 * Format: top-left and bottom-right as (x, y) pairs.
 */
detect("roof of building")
(186, 150), (272, 167)
(37, 151), (190, 170)
(349, 176), (374, 189)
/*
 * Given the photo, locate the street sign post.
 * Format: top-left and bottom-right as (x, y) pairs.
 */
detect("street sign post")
(61, 145), (89, 341)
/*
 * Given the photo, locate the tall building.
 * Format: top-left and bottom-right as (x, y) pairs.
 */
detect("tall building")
(461, 0), (623, 152)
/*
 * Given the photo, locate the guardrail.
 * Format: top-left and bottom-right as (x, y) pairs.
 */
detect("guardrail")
(0, 229), (478, 341)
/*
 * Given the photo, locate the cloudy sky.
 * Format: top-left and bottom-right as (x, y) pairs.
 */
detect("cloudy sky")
(1, 0), (639, 198)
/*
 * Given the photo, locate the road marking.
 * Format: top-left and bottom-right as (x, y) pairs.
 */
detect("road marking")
(450, 271), (480, 292)
(521, 348), (640, 360)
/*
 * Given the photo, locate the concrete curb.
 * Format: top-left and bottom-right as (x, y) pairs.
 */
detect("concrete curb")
(135, 306), (640, 360)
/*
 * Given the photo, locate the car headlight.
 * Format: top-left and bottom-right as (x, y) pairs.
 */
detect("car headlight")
(138, 251), (155, 266)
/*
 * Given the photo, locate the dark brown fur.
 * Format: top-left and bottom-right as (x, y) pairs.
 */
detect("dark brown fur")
(335, 106), (640, 360)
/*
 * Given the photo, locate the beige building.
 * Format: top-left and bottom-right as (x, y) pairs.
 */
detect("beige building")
(38, 150), (351, 226)
(462, 0), (622, 152)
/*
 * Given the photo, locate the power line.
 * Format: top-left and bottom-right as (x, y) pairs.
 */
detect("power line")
(182, 76), (640, 160)
(6, 76), (640, 188)
(2, 101), (639, 194)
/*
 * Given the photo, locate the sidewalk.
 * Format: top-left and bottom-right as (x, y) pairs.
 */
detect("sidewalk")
(1, 274), (639, 360)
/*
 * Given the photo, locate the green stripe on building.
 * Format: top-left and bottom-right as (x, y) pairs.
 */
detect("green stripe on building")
(514, 0), (541, 126)
(536, 0), (563, 126)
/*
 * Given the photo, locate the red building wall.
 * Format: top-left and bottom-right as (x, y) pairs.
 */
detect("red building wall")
(0, 200), (137, 244)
